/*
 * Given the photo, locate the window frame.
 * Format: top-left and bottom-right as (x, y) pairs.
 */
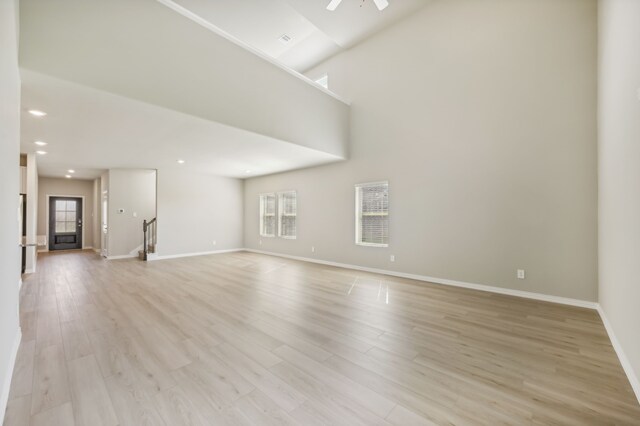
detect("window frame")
(277, 190), (297, 240)
(355, 181), (389, 248)
(259, 193), (276, 238)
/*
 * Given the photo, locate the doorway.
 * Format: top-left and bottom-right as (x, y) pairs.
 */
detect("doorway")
(49, 196), (83, 251)
(101, 194), (108, 257)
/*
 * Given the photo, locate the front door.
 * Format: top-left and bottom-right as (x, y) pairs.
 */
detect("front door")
(49, 197), (83, 251)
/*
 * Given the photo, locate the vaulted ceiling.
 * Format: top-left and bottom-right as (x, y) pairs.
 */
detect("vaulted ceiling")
(172, 0), (430, 72)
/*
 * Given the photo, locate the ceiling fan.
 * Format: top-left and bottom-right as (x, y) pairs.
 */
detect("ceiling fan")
(327, 0), (389, 12)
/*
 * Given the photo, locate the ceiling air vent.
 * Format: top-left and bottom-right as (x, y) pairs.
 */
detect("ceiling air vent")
(278, 34), (292, 45)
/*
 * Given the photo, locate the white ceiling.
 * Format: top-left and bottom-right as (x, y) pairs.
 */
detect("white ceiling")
(172, 0), (430, 72)
(21, 70), (343, 180)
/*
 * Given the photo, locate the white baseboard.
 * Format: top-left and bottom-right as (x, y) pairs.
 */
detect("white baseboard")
(243, 249), (598, 310)
(93, 248), (101, 254)
(597, 306), (640, 404)
(83, 246), (93, 250)
(37, 248), (48, 253)
(149, 248), (244, 261)
(0, 328), (22, 423)
(106, 254), (138, 260)
(23, 267), (35, 274)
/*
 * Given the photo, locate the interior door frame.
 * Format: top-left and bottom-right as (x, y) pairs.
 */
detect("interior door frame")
(45, 194), (87, 252)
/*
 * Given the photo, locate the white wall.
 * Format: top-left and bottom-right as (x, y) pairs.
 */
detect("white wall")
(156, 169), (243, 257)
(0, 0), (22, 419)
(37, 177), (95, 249)
(108, 169), (156, 257)
(598, 0), (640, 398)
(24, 153), (37, 272)
(244, 0), (598, 301)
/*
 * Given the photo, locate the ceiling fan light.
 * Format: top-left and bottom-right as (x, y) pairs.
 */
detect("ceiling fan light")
(373, 0), (389, 11)
(327, 0), (343, 11)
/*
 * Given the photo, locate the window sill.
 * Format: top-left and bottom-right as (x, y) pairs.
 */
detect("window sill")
(356, 242), (388, 248)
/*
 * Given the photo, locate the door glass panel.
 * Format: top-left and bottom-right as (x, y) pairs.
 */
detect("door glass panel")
(53, 199), (79, 235)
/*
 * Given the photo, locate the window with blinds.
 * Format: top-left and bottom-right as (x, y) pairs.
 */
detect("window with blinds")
(355, 181), (389, 247)
(278, 191), (297, 239)
(259, 193), (276, 237)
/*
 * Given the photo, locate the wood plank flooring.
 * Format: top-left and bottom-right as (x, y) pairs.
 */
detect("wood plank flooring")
(4, 250), (640, 425)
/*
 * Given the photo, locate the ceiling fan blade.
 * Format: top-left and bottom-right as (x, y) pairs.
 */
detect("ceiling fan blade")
(326, 0), (343, 11)
(372, 0), (389, 10)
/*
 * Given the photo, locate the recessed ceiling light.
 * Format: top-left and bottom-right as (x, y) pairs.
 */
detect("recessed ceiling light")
(36, 150), (47, 155)
(28, 110), (47, 117)
(65, 175), (72, 179)
(177, 159), (185, 164)
(34, 140), (48, 146)
(245, 170), (252, 174)
(68, 169), (75, 173)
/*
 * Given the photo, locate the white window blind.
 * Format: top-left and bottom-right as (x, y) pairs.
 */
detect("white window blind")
(355, 182), (389, 247)
(278, 191), (297, 239)
(259, 193), (276, 237)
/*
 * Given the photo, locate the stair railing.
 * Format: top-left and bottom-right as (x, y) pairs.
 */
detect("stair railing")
(142, 217), (157, 261)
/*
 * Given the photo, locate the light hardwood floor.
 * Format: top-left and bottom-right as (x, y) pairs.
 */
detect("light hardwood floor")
(4, 250), (640, 425)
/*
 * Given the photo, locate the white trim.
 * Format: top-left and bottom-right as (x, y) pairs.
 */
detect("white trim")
(106, 254), (138, 260)
(83, 246), (93, 250)
(155, 0), (350, 105)
(356, 242), (389, 248)
(149, 248), (244, 261)
(18, 278), (22, 292)
(243, 249), (598, 309)
(24, 268), (35, 274)
(45, 194), (87, 251)
(0, 328), (22, 423)
(597, 306), (640, 404)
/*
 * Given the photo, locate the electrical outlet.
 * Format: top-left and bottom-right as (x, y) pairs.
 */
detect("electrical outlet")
(390, 255), (395, 262)
(311, 246), (315, 253)
(517, 269), (525, 279)
(212, 240), (217, 246)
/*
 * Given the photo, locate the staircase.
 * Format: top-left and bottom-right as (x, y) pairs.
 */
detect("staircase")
(139, 217), (157, 261)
